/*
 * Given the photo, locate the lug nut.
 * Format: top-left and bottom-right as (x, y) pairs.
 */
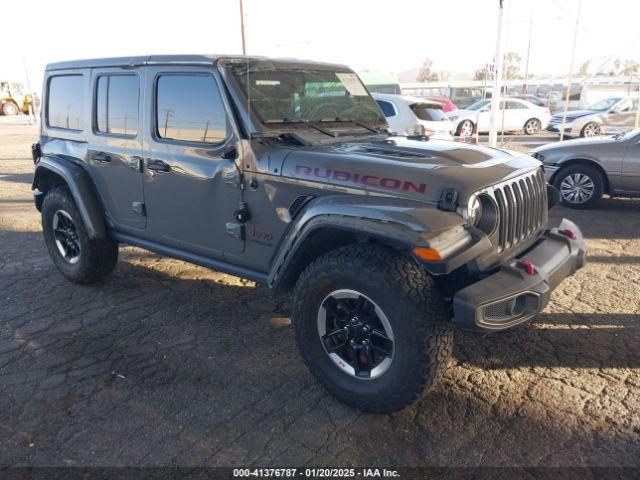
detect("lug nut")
(362, 326), (369, 333)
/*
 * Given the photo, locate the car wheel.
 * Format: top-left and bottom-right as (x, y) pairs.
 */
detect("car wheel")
(292, 244), (453, 413)
(1, 102), (19, 116)
(42, 186), (119, 283)
(581, 122), (601, 137)
(524, 118), (541, 135)
(553, 165), (603, 209)
(457, 120), (474, 137)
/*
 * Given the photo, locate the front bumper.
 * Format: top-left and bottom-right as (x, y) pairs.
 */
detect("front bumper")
(453, 219), (587, 332)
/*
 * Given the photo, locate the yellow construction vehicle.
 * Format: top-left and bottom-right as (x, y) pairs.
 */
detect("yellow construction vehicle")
(1, 81), (32, 115)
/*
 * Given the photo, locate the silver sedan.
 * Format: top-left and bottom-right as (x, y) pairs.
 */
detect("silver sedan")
(530, 130), (640, 208)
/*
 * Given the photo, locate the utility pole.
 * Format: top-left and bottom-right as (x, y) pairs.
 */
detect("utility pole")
(239, 0), (247, 55)
(523, 12), (533, 94)
(559, 0), (582, 141)
(488, 0), (506, 147)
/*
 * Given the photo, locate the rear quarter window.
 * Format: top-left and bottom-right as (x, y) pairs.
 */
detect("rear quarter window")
(410, 104), (446, 121)
(47, 75), (84, 130)
(376, 100), (397, 117)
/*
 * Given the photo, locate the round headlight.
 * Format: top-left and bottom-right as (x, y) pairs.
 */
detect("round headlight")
(467, 195), (483, 226)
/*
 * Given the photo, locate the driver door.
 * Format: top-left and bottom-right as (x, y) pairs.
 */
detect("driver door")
(605, 98), (637, 134)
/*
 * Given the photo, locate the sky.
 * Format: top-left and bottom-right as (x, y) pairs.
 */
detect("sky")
(2, 0), (640, 91)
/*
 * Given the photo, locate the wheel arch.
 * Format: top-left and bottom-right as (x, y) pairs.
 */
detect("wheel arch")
(269, 196), (465, 294)
(33, 155), (107, 239)
(550, 158), (610, 194)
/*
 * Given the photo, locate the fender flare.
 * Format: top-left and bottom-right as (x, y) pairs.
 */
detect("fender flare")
(33, 155), (107, 239)
(268, 195), (466, 293)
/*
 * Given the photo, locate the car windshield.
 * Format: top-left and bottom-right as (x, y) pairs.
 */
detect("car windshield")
(467, 99), (491, 111)
(587, 98), (622, 111)
(229, 62), (387, 130)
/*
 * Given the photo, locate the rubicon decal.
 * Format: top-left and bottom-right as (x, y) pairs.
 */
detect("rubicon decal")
(294, 165), (428, 195)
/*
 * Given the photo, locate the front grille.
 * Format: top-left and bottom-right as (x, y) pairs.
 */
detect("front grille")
(492, 169), (546, 252)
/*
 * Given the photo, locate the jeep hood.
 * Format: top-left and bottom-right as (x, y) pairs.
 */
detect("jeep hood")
(280, 136), (541, 204)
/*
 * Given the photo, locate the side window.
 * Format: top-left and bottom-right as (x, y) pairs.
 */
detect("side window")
(96, 75), (139, 136)
(376, 100), (396, 117)
(506, 101), (526, 110)
(156, 75), (227, 144)
(48, 75), (84, 130)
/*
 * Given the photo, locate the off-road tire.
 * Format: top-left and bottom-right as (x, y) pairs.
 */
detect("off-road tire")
(553, 165), (603, 209)
(42, 186), (118, 283)
(2, 102), (19, 116)
(292, 244), (453, 413)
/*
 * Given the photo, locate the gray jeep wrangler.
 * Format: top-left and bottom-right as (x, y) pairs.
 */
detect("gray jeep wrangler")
(32, 55), (587, 413)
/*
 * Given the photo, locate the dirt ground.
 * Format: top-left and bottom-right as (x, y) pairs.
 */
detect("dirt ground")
(1, 122), (639, 468)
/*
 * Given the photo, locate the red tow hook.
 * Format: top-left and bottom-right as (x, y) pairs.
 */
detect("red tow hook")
(559, 228), (576, 240)
(518, 259), (537, 276)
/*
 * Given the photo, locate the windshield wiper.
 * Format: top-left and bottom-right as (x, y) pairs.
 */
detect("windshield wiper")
(331, 117), (383, 134)
(264, 119), (337, 138)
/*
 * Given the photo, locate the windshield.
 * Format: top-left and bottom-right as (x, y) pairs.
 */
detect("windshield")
(467, 99), (491, 111)
(229, 63), (387, 129)
(587, 97), (622, 111)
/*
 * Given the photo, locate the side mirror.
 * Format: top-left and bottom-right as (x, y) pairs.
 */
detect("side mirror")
(222, 146), (239, 161)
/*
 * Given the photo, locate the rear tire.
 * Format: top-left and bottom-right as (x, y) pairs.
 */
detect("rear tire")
(2, 102), (19, 116)
(42, 186), (118, 283)
(292, 244), (453, 413)
(553, 165), (603, 209)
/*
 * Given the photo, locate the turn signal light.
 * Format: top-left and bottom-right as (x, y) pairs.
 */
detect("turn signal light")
(412, 247), (443, 262)
(560, 228), (576, 240)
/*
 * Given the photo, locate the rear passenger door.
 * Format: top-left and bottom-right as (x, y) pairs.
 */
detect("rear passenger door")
(87, 69), (145, 230)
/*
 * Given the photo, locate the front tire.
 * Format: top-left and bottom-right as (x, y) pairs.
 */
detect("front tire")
(457, 119), (474, 137)
(292, 245), (453, 413)
(524, 118), (541, 135)
(553, 165), (603, 209)
(581, 122), (601, 137)
(42, 186), (118, 283)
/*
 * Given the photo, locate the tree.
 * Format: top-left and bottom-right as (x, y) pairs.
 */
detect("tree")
(577, 60), (590, 76)
(472, 52), (522, 82)
(417, 58), (439, 82)
(503, 52), (522, 80)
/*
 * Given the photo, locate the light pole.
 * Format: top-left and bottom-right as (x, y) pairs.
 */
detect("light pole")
(523, 12), (533, 94)
(488, 0), (506, 147)
(239, 0), (247, 55)
(559, 0), (582, 142)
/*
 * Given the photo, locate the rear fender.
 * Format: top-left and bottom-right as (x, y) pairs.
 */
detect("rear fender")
(32, 155), (106, 239)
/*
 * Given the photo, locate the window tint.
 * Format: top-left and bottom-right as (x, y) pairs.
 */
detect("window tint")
(48, 75), (84, 130)
(376, 100), (396, 117)
(156, 75), (227, 143)
(96, 75), (139, 136)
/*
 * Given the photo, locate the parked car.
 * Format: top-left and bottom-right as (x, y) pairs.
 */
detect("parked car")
(427, 96), (457, 113)
(546, 95), (640, 138)
(509, 94), (548, 108)
(32, 55), (586, 413)
(449, 98), (551, 137)
(373, 93), (454, 140)
(531, 129), (640, 208)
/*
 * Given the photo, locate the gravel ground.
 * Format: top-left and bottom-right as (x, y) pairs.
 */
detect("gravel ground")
(1, 123), (639, 468)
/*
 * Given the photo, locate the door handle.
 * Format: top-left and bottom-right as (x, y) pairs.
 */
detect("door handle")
(91, 152), (111, 163)
(146, 158), (171, 172)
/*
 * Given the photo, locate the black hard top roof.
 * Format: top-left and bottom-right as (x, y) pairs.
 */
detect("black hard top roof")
(46, 54), (349, 71)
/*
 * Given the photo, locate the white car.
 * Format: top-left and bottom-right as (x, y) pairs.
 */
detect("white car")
(373, 93), (454, 140)
(448, 98), (551, 136)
